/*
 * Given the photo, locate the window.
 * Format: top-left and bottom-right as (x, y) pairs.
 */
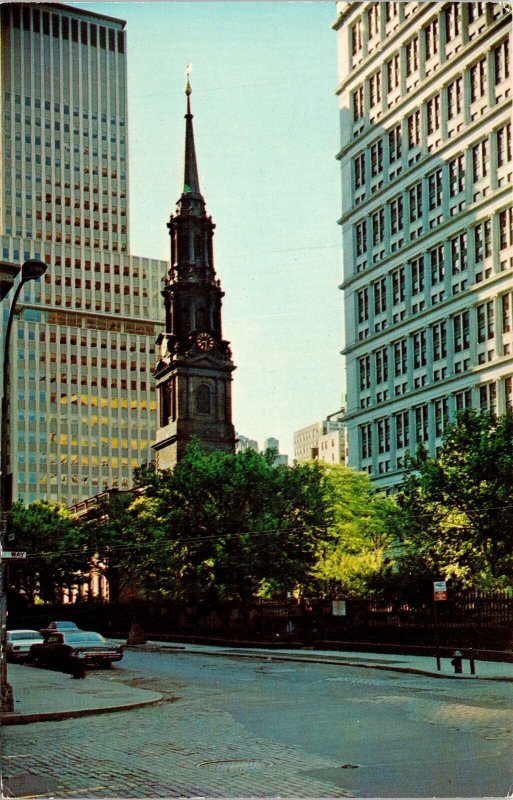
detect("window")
(494, 39), (510, 84)
(428, 169), (442, 210)
(432, 321), (447, 360)
(409, 182), (422, 222)
(369, 71), (382, 107)
(387, 54), (400, 91)
(469, 59), (486, 102)
(449, 155), (465, 196)
(359, 355), (371, 390)
(395, 411), (409, 449)
(351, 18), (363, 55)
(502, 293), (511, 333)
(499, 208), (513, 250)
(392, 267), (405, 304)
(390, 195), (403, 234)
(355, 220), (367, 256)
(372, 208), (385, 245)
(477, 300), (494, 342)
(468, 2), (484, 23)
(414, 404), (429, 442)
(411, 257), (424, 294)
(474, 219), (491, 262)
(393, 339), (407, 376)
(406, 37), (419, 76)
(445, 4), (460, 42)
(424, 19), (439, 59)
(377, 418), (390, 454)
(353, 86), (364, 121)
(447, 77), (462, 119)
(430, 244), (445, 285)
(370, 140), (383, 177)
(367, 3), (379, 38)
(472, 140), (489, 182)
(427, 95), (440, 135)
(354, 152), (366, 189)
(373, 277), (387, 314)
(497, 124), (512, 168)
(385, 3), (399, 22)
(451, 232), (467, 274)
(479, 382), (497, 413)
(360, 423), (372, 459)
(412, 330), (427, 368)
(434, 398), (449, 437)
(455, 388), (472, 411)
(453, 310), (470, 351)
(375, 347), (388, 383)
(388, 125), (402, 163)
(407, 110), (420, 148)
(196, 384), (211, 414)
(357, 288), (369, 323)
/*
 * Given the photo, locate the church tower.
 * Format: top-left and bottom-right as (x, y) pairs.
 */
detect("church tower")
(153, 77), (236, 469)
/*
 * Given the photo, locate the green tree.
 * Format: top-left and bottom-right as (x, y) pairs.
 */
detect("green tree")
(310, 464), (397, 595)
(7, 501), (84, 604)
(393, 409), (513, 590)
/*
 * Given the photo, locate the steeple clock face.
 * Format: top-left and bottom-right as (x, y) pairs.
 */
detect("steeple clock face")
(196, 332), (214, 352)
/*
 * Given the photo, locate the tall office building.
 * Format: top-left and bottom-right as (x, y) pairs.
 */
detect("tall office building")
(335, 2), (512, 490)
(0, 3), (166, 504)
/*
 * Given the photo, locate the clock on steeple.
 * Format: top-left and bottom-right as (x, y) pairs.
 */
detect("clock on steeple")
(153, 73), (236, 469)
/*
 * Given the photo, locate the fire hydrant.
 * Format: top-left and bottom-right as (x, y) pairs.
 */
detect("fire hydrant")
(451, 650), (463, 674)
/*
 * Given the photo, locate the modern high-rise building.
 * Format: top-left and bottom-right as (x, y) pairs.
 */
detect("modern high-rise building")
(0, 3), (166, 504)
(335, 2), (512, 490)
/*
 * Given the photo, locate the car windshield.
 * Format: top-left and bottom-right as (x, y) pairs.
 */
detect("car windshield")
(63, 632), (106, 644)
(52, 622), (78, 628)
(9, 632), (41, 640)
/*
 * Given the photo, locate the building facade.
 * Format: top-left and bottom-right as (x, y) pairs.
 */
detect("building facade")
(0, 3), (166, 504)
(294, 409), (347, 464)
(335, 1), (512, 489)
(153, 80), (236, 469)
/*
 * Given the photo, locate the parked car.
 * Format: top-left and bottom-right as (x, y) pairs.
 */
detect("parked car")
(29, 631), (124, 671)
(40, 620), (81, 639)
(6, 629), (44, 662)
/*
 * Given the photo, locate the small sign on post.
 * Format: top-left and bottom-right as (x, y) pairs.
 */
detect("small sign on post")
(332, 600), (347, 617)
(1, 551), (27, 560)
(433, 580), (447, 601)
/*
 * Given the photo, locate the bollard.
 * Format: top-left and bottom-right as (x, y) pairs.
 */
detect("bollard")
(451, 650), (463, 674)
(468, 648), (476, 675)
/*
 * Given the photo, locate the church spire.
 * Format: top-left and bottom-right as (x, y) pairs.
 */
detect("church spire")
(182, 67), (202, 200)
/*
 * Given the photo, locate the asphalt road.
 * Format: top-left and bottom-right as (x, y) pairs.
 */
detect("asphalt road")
(4, 648), (513, 798)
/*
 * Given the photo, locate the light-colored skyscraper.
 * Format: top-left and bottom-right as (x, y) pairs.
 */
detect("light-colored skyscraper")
(0, 3), (166, 504)
(335, 2), (512, 489)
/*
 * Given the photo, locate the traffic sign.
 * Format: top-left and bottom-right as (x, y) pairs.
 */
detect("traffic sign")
(433, 580), (447, 601)
(1, 551), (26, 560)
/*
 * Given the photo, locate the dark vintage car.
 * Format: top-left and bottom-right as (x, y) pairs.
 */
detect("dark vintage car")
(40, 620), (81, 639)
(29, 630), (124, 671)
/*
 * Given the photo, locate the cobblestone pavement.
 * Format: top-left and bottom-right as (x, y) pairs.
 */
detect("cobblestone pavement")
(2, 674), (353, 798)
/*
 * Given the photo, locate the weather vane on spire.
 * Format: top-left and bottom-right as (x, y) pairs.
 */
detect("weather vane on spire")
(185, 64), (192, 96)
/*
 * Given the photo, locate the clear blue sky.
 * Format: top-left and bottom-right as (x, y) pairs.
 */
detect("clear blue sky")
(81, 1), (344, 458)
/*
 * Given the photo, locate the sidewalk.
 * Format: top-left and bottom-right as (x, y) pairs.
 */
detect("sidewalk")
(2, 663), (163, 726)
(3, 641), (512, 726)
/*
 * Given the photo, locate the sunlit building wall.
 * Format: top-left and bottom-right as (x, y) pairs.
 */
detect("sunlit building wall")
(335, 1), (513, 490)
(0, 3), (165, 504)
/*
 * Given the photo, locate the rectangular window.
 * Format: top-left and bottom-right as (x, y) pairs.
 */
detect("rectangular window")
(353, 86), (364, 121)
(424, 19), (439, 60)
(351, 19), (363, 55)
(388, 125), (402, 163)
(468, 2), (485, 23)
(428, 169), (443, 210)
(392, 267), (405, 304)
(472, 140), (489, 182)
(390, 195), (403, 234)
(373, 277), (387, 314)
(434, 398), (449, 437)
(449, 155), (465, 196)
(409, 182), (423, 222)
(354, 153), (366, 189)
(357, 288), (369, 323)
(355, 220), (367, 256)
(480, 382), (497, 413)
(494, 39), (510, 84)
(387, 54), (400, 91)
(497, 124), (512, 167)
(447, 77), (462, 119)
(499, 208), (513, 250)
(395, 411), (409, 449)
(369, 71), (382, 107)
(470, 59), (487, 102)
(445, 4), (460, 42)
(394, 339), (407, 376)
(411, 257), (424, 294)
(427, 94), (440, 135)
(407, 110), (421, 148)
(375, 347), (388, 384)
(370, 140), (383, 177)
(367, 3), (379, 38)
(414, 404), (429, 442)
(377, 418), (390, 454)
(453, 310), (470, 352)
(502, 293), (511, 333)
(477, 300), (494, 343)
(360, 423), (372, 459)
(451, 232), (467, 274)
(430, 245), (444, 284)
(372, 208), (385, 246)
(474, 219), (491, 262)
(406, 37), (419, 76)
(455, 388), (472, 411)
(432, 321), (447, 360)
(412, 330), (427, 368)
(359, 355), (371, 390)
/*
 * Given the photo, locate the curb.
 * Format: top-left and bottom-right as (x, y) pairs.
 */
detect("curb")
(1, 693), (164, 726)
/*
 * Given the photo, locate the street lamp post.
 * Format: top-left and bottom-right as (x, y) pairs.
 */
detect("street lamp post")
(1, 258), (47, 714)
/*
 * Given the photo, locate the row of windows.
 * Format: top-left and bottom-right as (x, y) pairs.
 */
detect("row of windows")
(6, 5), (125, 54)
(6, 93), (125, 128)
(353, 120), (511, 199)
(359, 378), (512, 464)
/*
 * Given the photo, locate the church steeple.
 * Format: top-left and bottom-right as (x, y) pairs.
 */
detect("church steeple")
(153, 73), (236, 469)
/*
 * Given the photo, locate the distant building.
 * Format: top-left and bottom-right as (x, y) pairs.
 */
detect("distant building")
(236, 434), (259, 453)
(294, 409), (347, 464)
(236, 434), (288, 464)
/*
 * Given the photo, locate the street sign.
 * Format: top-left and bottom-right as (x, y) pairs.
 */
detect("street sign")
(433, 580), (447, 601)
(1, 551), (27, 560)
(332, 600), (347, 616)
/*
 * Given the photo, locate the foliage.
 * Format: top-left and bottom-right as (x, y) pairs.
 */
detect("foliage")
(392, 410), (513, 591)
(7, 501), (84, 604)
(309, 464), (397, 595)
